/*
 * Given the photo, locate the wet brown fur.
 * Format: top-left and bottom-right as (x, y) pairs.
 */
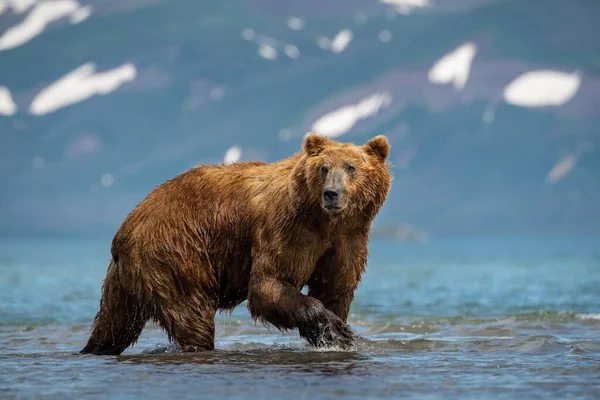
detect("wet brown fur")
(80, 133), (392, 355)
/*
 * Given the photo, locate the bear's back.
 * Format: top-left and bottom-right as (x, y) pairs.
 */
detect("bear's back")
(111, 156), (296, 265)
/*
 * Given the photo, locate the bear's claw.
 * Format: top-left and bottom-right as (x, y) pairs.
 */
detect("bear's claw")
(300, 309), (355, 350)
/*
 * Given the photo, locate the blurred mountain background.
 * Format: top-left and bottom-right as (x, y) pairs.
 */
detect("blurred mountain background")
(0, 0), (598, 239)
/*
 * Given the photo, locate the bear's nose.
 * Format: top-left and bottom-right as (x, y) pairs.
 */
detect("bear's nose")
(323, 188), (339, 203)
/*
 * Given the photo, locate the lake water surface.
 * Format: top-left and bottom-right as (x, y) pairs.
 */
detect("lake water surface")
(1, 237), (599, 399)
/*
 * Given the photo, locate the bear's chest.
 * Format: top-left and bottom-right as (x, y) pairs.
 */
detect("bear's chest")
(279, 230), (336, 289)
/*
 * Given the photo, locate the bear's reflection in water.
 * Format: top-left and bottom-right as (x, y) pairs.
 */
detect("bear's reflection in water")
(114, 340), (373, 379)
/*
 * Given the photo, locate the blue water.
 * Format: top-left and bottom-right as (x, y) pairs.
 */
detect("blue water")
(1, 236), (599, 399)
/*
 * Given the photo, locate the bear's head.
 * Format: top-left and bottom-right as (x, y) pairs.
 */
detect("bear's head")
(290, 132), (392, 219)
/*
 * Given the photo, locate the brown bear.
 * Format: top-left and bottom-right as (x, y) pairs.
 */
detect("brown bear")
(80, 132), (392, 355)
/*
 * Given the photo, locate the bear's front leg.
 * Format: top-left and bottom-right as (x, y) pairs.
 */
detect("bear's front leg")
(247, 277), (354, 349)
(307, 236), (368, 326)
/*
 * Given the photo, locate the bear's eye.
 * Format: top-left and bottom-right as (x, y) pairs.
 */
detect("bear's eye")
(320, 165), (329, 175)
(345, 164), (356, 174)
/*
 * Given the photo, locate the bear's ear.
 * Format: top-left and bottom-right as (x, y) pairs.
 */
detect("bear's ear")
(363, 135), (390, 162)
(303, 132), (332, 156)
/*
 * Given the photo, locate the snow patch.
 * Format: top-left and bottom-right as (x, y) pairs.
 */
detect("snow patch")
(29, 62), (136, 115)
(311, 92), (392, 138)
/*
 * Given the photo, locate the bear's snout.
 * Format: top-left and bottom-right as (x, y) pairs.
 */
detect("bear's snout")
(322, 186), (344, 213)
(323, 188), (339, 203)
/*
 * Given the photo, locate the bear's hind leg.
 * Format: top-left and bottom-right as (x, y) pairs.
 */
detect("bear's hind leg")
(143, 245), (218, 352)
(81, 261), (149, 356)
(154, 294), (216, 352)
